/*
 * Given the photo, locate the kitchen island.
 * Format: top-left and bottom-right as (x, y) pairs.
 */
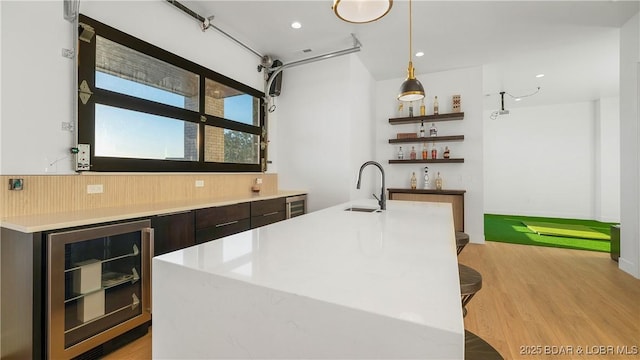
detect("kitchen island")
(152, 199), (464, 359)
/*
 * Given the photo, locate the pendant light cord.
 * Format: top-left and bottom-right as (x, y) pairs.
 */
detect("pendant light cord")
(408, 0), (413, 62)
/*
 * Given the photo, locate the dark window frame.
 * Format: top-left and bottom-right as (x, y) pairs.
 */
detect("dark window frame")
(78, 14), (265, 172)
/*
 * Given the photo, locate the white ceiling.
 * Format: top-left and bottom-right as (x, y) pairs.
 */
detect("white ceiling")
(178, 0), (639, 107)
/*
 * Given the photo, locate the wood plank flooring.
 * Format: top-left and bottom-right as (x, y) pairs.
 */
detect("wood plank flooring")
(102, 242), (640, 359)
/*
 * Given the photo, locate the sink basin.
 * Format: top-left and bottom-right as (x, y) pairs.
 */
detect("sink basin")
(345, 207), (380, 213)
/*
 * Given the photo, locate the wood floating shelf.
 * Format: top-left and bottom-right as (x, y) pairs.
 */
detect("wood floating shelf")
(388, 158), (465, 164)
(389, 112), (464, 125)
(389, 135), (465, 144)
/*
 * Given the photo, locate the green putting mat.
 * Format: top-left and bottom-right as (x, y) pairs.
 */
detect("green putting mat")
(522, 221), (610, 241)
(485, 214), (614, 252)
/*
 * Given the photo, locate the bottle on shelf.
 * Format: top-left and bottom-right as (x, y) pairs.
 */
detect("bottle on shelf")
(433, 96), (439, 115)
(419, 121), (425, 138)
(435, 172), (443, 190)
(410, 146), (417, 160)
(420, 99), (426, 116)
(410, 172), (417, 190)
(422, 143), (428, 160)
(431, 143), (438, 159)
(429, 123), (438, 137)
(423, 167), (430, 189)
(408, 101), (414, 117)
(398, 146), (404, 160)
(397, 101), (404, 117)
(443, 146), (450, 159)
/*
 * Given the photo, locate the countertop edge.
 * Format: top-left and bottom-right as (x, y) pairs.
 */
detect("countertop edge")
(1, 190), (307, 233)
(387, 188), (466, 195)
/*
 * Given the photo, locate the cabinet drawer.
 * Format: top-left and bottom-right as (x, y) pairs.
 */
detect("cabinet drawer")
(195, 218), (251, 244)
(195, 203), (250, 230)
(251, 198), (286, 216)
(250, 211), (286, 229)
(152, 211), (195, 256)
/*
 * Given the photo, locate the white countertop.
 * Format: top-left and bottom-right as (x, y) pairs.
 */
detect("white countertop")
(0, 190), (305, 233)
(153, 199), (464, 359)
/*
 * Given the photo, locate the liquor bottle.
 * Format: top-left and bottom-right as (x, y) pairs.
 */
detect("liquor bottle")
(435, 172), (443, 190)
(408, 102), (414, 117)
(433, 96), (439, 115)
(410, 172), (417, 190)
(431, 143), (437, 159)
(419, 121), (425, 138)
(423, 166), (430, 189)
(430, 123), (438, 137)
(422, 143), (428, 160)
(420, 99), (426, 116)
(443, 146), (450, 159)
(398, 146), (404, 160)
(410, 146), (417, 160)
(397, 102), (404, 117)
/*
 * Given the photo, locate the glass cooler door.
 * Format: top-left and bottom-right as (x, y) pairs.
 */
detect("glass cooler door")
(47, 219), (153, 359)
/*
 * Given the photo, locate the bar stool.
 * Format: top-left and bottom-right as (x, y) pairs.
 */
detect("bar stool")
(456, 231), (470, 255)
(458, 264), (482, 317)
(465, 330), (503, 360)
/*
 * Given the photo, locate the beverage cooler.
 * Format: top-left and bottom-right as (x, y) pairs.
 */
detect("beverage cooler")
(46, 219), (153, 359)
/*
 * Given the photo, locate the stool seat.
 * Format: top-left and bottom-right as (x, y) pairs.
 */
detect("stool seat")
(456, 232), (469, 255)
(458, 264), (482, 317)
(465, 330), (503, 360)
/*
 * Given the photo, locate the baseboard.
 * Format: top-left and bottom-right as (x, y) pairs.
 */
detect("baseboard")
(618, 257), (640, 279)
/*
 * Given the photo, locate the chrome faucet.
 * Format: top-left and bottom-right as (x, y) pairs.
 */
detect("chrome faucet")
(356, 161), (386, 210)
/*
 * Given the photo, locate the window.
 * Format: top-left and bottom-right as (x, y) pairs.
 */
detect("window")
(77, 15), (265, 172)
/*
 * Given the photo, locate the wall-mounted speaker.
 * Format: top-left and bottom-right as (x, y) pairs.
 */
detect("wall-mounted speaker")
(268, 60), (283, 97)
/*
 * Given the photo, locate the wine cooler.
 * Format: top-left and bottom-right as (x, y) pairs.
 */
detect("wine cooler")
(46, 219), (153, 359)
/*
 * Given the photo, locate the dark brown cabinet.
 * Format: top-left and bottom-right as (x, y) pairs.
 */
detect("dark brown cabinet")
(195, 203), (251, 244)
(388, 188), (466, 231)
(251, 198), (286, 229)
(151, 211), (195, 256)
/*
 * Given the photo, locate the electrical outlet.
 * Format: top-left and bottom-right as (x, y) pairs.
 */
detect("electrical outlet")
(61, 48), (74, 59)
(8, 178), (24, 191)
(87, 184), (103, 194)
(195, 180), (204, 187)
(61, 122), (74, 131)
(76, 144), (90, 171)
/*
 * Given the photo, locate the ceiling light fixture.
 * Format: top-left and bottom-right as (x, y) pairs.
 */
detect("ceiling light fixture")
(415, 51), (424, 57)
(291, 21), (302, 29)
(332, 0), (392, 24)
(398, 0), (424, 102)
(536, 73), (545, 78)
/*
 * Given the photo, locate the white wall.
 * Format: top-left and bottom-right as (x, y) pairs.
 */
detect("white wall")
(595, 97), (620, 223)
(619, 12), (640, 279)
(0, 1), (263, 175)
(484, 101), (598, 219)
(275, 54), (376, 212)
(375, 67), (484, 243)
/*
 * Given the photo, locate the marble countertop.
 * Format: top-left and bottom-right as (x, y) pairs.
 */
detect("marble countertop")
(0, 190), (306, 233)
(155, 198), (463, 336)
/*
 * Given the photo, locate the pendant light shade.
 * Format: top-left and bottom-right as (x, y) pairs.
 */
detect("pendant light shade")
(333, 0), (393, 24)
(398, 0), (424, 102)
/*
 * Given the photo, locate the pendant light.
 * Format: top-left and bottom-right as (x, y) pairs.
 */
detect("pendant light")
(333, 0), (392, 24)
(397, 0), (424, 102)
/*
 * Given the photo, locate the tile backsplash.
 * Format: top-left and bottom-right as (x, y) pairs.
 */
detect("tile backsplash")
(0, 173), (277, 218)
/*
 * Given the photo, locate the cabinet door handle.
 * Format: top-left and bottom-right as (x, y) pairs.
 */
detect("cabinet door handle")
(263, 211), (279, 217)
(215, 220), (239, 227)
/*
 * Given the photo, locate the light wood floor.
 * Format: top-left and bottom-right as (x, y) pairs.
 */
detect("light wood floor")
(103, 242), (640, 359)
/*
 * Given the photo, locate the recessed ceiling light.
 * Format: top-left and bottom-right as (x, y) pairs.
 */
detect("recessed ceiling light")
(535, 73), (545, 78)
(291, 21), (302, 29)
(515, 98), (522, 101)
(415, 51), (424, 57)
